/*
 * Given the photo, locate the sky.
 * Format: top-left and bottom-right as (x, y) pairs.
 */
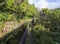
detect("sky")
(28, 0), (60, 10)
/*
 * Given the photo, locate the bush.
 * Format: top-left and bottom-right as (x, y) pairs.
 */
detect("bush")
(39, 36), (54, 44)
(33, 24), (53, 44)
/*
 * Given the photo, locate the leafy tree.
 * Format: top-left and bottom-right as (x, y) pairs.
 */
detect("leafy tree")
(37, 8), (60, 32)
(25, 4), (37, 18)
(18, 2), (38, 18)
(41, 8), (51, 15)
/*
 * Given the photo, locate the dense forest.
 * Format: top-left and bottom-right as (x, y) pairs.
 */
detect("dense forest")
(0, 0), (60, 44)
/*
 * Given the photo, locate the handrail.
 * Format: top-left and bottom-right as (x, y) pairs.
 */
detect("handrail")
(20, 18), (35, 44)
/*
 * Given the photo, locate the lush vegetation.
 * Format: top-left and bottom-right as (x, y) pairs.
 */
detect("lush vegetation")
(33, 8), (60, 44)
(0, 0), (60, 44)
(0, 0), (37, 33)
